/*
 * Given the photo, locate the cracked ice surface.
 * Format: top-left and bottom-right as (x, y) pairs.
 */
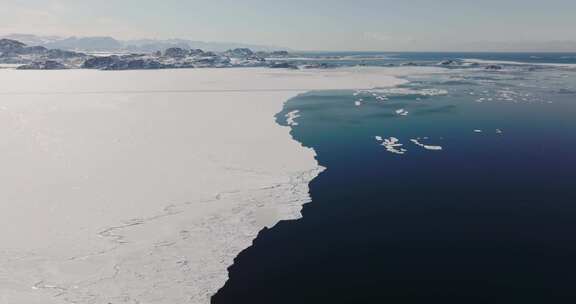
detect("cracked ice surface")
(0, 67), (437, 304)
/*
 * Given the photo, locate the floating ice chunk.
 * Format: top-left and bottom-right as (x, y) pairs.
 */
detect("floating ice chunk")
(285, 110), (301, 126)
(375, 136), (383, 141)
(368, 88), (448, 97)
(474, 129), (483, 133)
(395, 108), (409, 116)
(381, 137), (407, 155)
(355, 101), (362, 106)
(496, 129), (503, 134)
(410, 138), (443, 151)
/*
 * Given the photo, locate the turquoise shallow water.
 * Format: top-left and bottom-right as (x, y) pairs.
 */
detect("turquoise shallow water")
(214, 54), (576, 302)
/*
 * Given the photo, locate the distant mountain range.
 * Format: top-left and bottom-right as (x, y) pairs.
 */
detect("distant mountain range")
(1, 34), (289, 53)
(1, 37), (301, 70)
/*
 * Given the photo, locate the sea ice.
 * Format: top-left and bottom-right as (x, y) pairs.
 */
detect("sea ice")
(0, 66), (440, 304)
(395, 108), (409, 116)
(285, 110), (301, 126)
(410, 138), (443, 151)
(380, 137), (407, 154)
(368, 87), (448, 97)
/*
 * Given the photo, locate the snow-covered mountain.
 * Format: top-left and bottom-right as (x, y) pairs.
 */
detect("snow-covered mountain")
(0, 34), (288, 53)
(1, 38), (299, 70)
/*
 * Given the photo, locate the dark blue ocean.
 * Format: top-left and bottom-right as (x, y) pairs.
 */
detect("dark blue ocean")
(213, 53), (576, 302)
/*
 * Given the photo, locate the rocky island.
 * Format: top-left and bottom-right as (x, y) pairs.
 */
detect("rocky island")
(0, 38), (300, 70)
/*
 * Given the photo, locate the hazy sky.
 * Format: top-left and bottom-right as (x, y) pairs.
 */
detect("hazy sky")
(1, 0), (575, 51)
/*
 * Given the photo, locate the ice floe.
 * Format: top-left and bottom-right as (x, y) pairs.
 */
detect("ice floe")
(410, 138), (443, 151)
(470, 88), (540, 104)
(368, 87), (448, 97)
(474, 129), (483, 133)
(380, 137), (407, 155)
(395, 108), (409, 116)
(285, 110), (301, 126)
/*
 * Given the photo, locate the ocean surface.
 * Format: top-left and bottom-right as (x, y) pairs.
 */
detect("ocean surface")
(213, 53), (576, 302)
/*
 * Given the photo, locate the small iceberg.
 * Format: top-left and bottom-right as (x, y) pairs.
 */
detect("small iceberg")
(474, 129), (483, 133)
(285, 110), (301, 126)
(410, 138), (443, 151)
(496, 129), (503, 134)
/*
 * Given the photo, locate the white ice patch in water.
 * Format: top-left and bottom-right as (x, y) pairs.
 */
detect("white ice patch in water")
(474, 129), (483, 133)
(380, 137), (407, 155)
(368, 87), (448, 97)
(375, 136), (383, 141)
(395, 108), (409, 116)
(285, 110), (301, 126)
(410, 138), (443, 151)
(496, 129), (503, 134)
(355, 99), (363, 106)
(471, 88), (540, 104)
(496, 89), (519, 102)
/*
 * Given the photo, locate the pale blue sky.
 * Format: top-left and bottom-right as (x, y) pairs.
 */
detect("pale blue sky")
(1, 0), (575, 50)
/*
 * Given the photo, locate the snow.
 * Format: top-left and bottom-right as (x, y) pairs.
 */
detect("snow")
(0, 66), (435, 304)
